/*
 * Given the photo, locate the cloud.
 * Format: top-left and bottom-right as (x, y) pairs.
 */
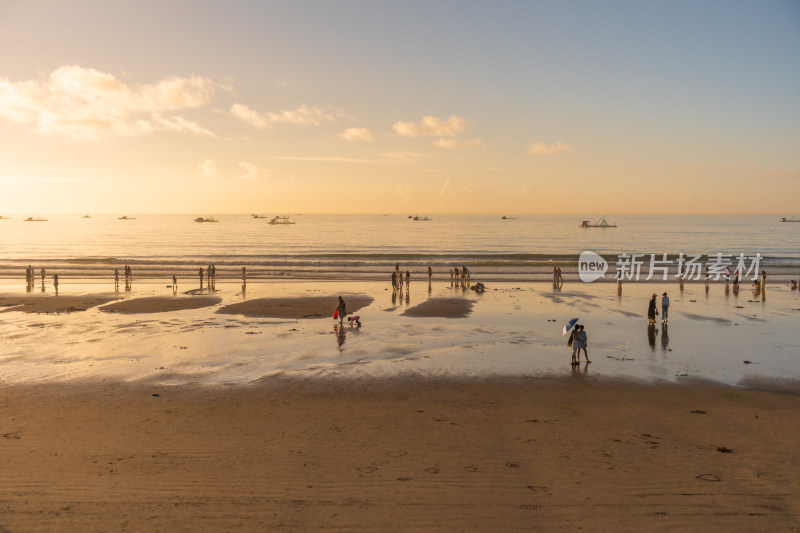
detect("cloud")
(198, 159), (218, 178)
(268, 155), (376, 164)
(338, 127), (374, 142)
(393, 115), (468, 137)
(230, 103), (338, 129)
(526, 141), (575, 155)
(0, 65), (220, 140)
(433, 137), (485, 149)
(238, 161), (268, 180)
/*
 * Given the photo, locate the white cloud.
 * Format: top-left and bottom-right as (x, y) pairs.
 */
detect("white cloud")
(433, 137), (485, 149)
(0, 65), (220, 140)
(526, 141), (575, 155)
(198, 159), (218, 178)
(230, 103), (338, 129)
(338, 127), (374, 142)
(238, 161), (268, 180)
(393, 115), (468, 137)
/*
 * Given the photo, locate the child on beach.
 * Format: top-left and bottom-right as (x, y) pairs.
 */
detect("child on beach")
(347, 315), (361, 327)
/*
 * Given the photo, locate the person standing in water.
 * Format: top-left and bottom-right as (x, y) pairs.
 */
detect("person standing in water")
(648, 294), (658, 325)
(428, 266), (432, 282)
(577, 324), (590, 363)
(52, 274), (59, 294)
(336, 296), (347, 323)
(661, 292), (670, 323)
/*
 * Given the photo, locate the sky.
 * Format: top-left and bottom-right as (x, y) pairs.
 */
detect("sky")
(0, 0), (798, 215)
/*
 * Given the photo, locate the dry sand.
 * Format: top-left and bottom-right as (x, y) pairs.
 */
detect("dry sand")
(0, 377), (797, 531)
(0, 294), (119, 314)
(217, 295), (374, 319)
(402, 297), (475, 318)
(99, 296), (222, 313)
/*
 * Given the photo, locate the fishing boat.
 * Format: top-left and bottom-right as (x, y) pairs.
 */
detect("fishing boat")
(195, 216), (218, 223)
(24, 216), (47, 222)
(501, 216), (517, 220)
(412, 215), (432, 221)
(118, 215), (136, 220)
(0, 216), (11, 220)
(579, 216), (617, 228)
(268, 215), (295, 225)
(779, 216), (800, 223)
(251, 214), (269, 219)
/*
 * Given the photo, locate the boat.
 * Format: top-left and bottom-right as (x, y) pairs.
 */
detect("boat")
(251, 214), (269, 219)
(82, 215), (91, 218)
(779, 216), (800, 223)
(411, 215), (432, 221)
(0, 216), (11, 220)
(118, 215), (136, 220)
(579, 216), (617, 228)
(195, 216), (218, 223)
(268, 215), (295, 225)
(24, 216), (47, 222)
(501, 216), (517, 220)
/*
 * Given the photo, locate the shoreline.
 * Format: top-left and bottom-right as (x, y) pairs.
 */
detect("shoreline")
(0, 375), (798, 531)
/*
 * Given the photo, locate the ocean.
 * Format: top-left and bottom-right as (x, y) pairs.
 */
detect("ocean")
(0, 214), (798, 282)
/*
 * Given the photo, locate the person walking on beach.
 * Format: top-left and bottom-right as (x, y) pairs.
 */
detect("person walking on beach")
(568, 326), (580, 365)
(760, 270), (767, 289)
(391, 271), (397, 290)
(199, 267), (204, 288)
(577, 325), (590, 363)
(336, 296), (347, 323)
(40, 268), (46, 288)
(428, 266), (432, 282)
(114, 269), (119, 290)
(405, 270), (411, 289)
(52, 274), (59, 294)
(648, 294), (658, 325)
(172, 274), (178, 293)
(661, 292), (670, 323)
(241, 266), (247, 285)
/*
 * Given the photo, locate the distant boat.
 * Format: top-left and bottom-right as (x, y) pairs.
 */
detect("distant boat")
(24, 216), (47, 222)
(118, 215), (136, 220)
(82, 215), (91, 218)
(0, 216), (11, 220)
(501, 216), (517, 220)
(779, 216), (800, 223)
(251, 214), (269, 219)
(579, 216), (617, 228)
(268, 215), (295, 225)
(412, 215), (431, 221)
(195, 216), (218, 223)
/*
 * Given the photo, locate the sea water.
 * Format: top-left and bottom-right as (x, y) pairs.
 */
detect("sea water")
(1, 214), (798, 282)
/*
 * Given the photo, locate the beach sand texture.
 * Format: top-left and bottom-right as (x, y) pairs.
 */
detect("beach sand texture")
(0, 378), (798, 531)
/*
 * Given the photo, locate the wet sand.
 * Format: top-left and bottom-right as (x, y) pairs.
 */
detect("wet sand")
(0, 294), (120, 314)
(99, 296), (222, 313)
(0, 377), (797, 531)
(402, 297), (475, 318)
(217, 294), (374, 319)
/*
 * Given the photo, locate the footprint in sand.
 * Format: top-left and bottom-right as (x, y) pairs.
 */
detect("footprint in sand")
(463, 466), (478, 472)
(357, 467), (378, 474)
(397, 477), (414, 482)
(696, 474), (721, 482)
(385, 450), (407, 458)
(424, 467), (440, 474)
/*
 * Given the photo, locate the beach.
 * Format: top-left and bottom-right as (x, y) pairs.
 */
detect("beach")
(1, 278), (800, 530)
(1, 377), (798, 531)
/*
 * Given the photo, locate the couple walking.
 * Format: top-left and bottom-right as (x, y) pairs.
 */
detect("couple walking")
(568, 324), (590, 365)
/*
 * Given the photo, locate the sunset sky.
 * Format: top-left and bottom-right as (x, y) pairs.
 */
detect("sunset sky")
(0, 1), (798, 214)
